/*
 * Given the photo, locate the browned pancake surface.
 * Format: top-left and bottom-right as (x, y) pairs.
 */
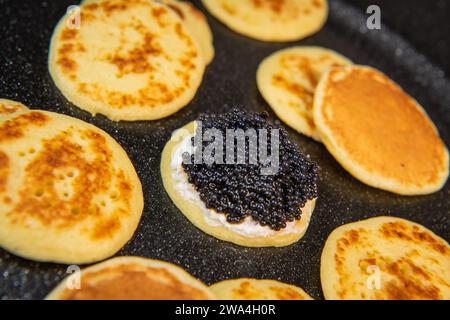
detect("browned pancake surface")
(318, 67), (448, 191)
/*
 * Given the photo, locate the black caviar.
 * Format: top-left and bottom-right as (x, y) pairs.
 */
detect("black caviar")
(182, 109), (318, 231)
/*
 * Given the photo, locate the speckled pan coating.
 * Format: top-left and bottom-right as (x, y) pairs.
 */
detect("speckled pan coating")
(0, 0), (449, 300)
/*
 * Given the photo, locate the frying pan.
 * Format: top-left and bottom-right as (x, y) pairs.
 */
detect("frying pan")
(0, 0), (449, 300)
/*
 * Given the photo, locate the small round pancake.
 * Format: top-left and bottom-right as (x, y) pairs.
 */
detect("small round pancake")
(82, 0), (215, 65)
(161, 121), (316, 247)
(0, 99), (29, 120)
(46, 256), (215, 300)
(158, 0), (215, 64)
(314, 66), (449, 195)
(257, 47), (352, 140)
(49, 0), (205, 121)
(210, 278), (313, 300)
(321, 216), (450, 300)
(0, 109), (143, 264)
(201, 0), (328, 42)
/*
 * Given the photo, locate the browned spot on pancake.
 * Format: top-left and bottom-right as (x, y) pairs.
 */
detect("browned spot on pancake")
(59, 43), (85, 55)
(0, 151), (9, 193)
(167, 3), (185, 19)
(382, 279), (440, 300)
(232, 281), (258, 299)
(60, 264), (208, 300)
(380, 222), (413, 241)
(272, 74), (314, 109)
(335, 230), (365, 264)
(272, 55), (333, 114)
(251, 0), (262, 7)
(229, 281), (307, 300)
(379, 258), (442, 300)
(101, 0), (129, 15)
(91, 170), (132, 240)
(91, 215), (121, 240)
(322, 68), (447, 187)
(359, 258), (377, 270)
(332, 220), (449, 300)
(78, 43), (86, 52)
(269, 286), (306, 300)
(312, 0), (323, 8)
(0, 103), (21, 115)
(5, 129), (131, 239)
(60, 29), (78, 41)
(152, 5), (167, 17)
(110, 32), (160, 77)
(56, 26), (87, 79)
(405, 259), (432, 281)
(78, 77), (184, 109)
(334, 228), (370, 299)
(218, 0), (324, 23)
(58, 43), (74, 55)
(84, 3), (99, 11)
(251, 0), (286, 13)
(185, 2), (204, 20)
(221, 2), (237, 15)
(380, 222), (449, 255)
(174, 22), (194, 47)
(55, 0), (198, 111)
(116, 170), (133, 201)
(280, 54), (333, 87)
(0, 112), (48, 143)
(56, 35), (78, 76)
(346, 229), (360, 244)
(303, 111), (315, 129)
(80, 2), (100, 21)
(334, 253), (344, 268)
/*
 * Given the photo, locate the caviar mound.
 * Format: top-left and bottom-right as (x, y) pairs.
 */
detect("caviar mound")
(161, 110), (318, 247)
(183, 109), (318, 231)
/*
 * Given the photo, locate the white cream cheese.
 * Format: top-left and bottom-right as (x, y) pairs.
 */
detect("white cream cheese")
(170, 132), (310, 238)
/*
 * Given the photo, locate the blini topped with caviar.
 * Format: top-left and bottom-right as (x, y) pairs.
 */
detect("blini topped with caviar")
(161, 109), (318, 247)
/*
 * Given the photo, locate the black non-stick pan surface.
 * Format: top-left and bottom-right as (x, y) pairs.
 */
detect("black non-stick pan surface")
(0, 0), (449, 300)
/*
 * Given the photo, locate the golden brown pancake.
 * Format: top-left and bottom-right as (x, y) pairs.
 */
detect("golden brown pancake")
(202, 0), (328, 42)
(49, 0), (205, 121)
(0, 108), (143, 264)
(321, 216), (450, 300)
(210, 278), (313, 300)
(314, 66), (449, 195)
(46, 256), (216, 300)
(257, 46), (352, 140)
